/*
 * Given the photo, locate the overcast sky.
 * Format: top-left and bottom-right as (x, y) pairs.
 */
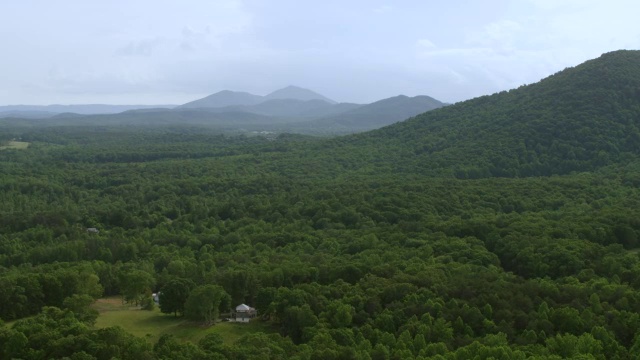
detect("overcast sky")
(1, 0), (638, 105)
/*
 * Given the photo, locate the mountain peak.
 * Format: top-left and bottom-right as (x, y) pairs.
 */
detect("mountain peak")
(280, 85), (306, 91)
(179, 90), (263, 109)
(265, 86), (337, 104)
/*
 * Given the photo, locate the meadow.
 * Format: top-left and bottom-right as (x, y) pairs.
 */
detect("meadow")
(0, 140), (29, 150)
(93, 297), (275, 344)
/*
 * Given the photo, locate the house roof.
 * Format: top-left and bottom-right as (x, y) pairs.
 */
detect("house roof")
(236, 304), (253, 311)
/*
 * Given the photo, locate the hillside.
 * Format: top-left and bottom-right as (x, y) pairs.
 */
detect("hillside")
(197, 99), (338, 119)
(3, 108), (276, 128)
(318, 50), (640, 178)
(0, 110), (57, 119)
(310, 95), (447, 132)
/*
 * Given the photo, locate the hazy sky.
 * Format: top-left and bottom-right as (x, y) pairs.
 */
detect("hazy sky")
(1, 0), (638, 105)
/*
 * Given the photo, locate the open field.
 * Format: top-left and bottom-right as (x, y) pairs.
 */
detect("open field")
(93, 297), (275, 344)
(0, 141), (30, 150)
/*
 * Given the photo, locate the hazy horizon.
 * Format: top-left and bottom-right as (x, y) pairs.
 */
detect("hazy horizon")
(1, 0), (639, 106)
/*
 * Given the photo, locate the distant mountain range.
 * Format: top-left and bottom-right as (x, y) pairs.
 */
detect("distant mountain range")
(179, 85), (336, 109)
(0, 85), (448, 134)
(174, 86), (447, 132)
(0, 104), (176, 118)
(192, 98), (356, 118)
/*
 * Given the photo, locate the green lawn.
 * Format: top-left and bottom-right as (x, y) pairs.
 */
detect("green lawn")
(93, 297), (275, 344)
(0, 141), (30, 150)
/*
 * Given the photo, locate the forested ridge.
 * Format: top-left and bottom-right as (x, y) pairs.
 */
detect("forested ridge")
(1, 51), (640, 359)
(316, 50), (640, 179)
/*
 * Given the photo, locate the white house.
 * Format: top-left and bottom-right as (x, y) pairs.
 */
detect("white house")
(234, 304), (257, 322)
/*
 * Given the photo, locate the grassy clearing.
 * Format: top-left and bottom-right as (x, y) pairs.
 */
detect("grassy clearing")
(0, 141), (30, 150)
(2, 319), (16, 328)
(93, 297), (275, 344)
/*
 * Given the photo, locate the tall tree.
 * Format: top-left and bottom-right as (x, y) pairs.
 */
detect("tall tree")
(159, 278), (195, 317)
(118, 269), (155, 306)
(184, 285), (230, 325)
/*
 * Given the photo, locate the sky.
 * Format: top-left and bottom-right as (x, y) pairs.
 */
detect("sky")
(1, 0), (639, 105)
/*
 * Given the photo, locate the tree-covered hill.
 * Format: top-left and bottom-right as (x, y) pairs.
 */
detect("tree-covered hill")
(319, 50), (640, 178)
(308, 95), (446, 132)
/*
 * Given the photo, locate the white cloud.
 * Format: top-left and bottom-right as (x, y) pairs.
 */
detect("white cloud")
(117, 38), (165, 57)
(526, 0), (599, 10)
(1, 0), (639, 105)
(464, 20), (523, 55)
(416, 39), (436, 49)
(373, 5), (393, 14)
(406, 0), (640, 103)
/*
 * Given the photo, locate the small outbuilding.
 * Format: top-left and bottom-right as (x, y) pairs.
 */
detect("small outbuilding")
(234, 304), (257, 322)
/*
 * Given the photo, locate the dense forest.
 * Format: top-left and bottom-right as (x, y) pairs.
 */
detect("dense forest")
(1, 50), (640, 359)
